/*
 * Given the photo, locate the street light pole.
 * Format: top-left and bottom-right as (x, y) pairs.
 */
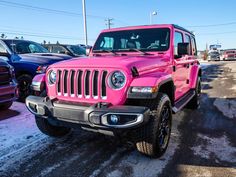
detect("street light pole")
(82, 0), (88, 45)
(150, 11), (157, 24)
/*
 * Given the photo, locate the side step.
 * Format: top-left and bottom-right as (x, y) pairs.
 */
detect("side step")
(172, 90), (195, 113)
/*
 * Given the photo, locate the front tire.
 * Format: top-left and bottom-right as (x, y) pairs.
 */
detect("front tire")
(136, 93), (172, 158)
(17, 74), (33, 102)
(35, 116), (71, 137)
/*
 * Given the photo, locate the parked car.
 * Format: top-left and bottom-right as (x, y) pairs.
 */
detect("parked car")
(26, 24), (201, 158)
(44, 44), (86, 57)
(223, 50), (236, 60)
(208, 51), (220, 61)
(0, 39), (72, 101)
(0, 59), (18, 110)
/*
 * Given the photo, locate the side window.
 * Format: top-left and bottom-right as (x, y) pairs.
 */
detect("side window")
(174, 31), (183, 56)
(191, 37), (197, 56)
(185, 34), (192, 55)
(0, 43), (9, 61)
(52, 46), (66, 54)
(0, 43), (6, 53)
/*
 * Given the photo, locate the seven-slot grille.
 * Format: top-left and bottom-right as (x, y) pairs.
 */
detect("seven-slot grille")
(0, 66), (10, 86)
(56, 69), (108, 99)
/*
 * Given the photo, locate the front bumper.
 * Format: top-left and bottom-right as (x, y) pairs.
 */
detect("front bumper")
(224, 57), (236, 60)
(26, 96), (150, 130)
(0, 81), (18, 104)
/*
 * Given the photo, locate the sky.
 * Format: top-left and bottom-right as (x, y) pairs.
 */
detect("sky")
(1, 0), (236, 50)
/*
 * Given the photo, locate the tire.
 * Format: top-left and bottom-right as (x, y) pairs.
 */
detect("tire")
(136, 93), (172, 158)
(0, 101), (13, 110)
(17, 74), (33, 102)
(35, 116), (71, 137)
(186, 77), (201, 109)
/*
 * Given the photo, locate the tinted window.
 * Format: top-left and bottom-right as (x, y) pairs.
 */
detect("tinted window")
(93, 28), (170, 52)
(185, 34), (192, 55)
(66, 45), (86, 56)
(174, 31), (183, 56)
(52, 46), (67, 54)
(4, 40), (48, 54)
(0, 43), (6, 53)
(191, 36), (197, 56)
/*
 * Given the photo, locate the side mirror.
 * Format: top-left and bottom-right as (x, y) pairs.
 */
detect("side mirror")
(0, 51), (10, 57)
(86, 47), (92, 56)
(178, 43), (191, 56)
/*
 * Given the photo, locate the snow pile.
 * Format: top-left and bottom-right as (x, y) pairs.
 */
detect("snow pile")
(192, 133), (236, 163)
(214, 98), (236, 119)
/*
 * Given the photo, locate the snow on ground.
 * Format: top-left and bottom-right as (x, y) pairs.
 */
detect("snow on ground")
(213, 98), (236, 119)
(0, 102), (50, 172)
(0, 102), (47, 157)
(0, 101), (184, 177)
(101, 112), (185, 177)
(192, 133), (236, 163)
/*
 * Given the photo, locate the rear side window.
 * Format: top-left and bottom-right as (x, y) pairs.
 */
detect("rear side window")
(174, 31), (183, 56)
(191, 36), (197, 56)
(185, 34), (192, 55)
(52, 46), (66, 54)
(0, 43), (6, 53)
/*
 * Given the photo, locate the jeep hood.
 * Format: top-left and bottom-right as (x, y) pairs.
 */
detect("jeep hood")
(50, 55), (170, 74)
(16, 53), (72, 65)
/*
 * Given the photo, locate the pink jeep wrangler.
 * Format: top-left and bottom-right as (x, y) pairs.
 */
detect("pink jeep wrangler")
(26, 24), (201, 158)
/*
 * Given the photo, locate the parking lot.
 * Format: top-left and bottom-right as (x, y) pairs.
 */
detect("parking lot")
(0, 61), (235, 177)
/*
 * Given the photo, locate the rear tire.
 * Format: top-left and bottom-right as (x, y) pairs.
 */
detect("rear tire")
(136, 93), (172, 158)
(0, 101), (13, 110)
(186, 77), (201, 109)
(35, 116), (71, 137)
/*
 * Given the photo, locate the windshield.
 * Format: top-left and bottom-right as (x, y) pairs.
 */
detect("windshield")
(226, 51), (235, 54)
(93, 28), (170, 52)
(4, 40), (49, 54)
(66, 45), (86, 56)
(210, 52), (219, 55)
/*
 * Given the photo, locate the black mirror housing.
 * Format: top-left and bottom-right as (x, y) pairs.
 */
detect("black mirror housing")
(178, 43), (191, 56)
(0, 52), (10, 58)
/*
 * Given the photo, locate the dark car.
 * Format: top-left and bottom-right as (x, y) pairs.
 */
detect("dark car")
(0, 59), (18, 110)
(44, 44), (86, 57)
(208, 51), (220, 61)
(0, 39), (72, 101)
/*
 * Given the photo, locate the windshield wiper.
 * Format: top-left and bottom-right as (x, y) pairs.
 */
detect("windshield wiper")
(117, 49), (152, 55)
(93, 49), (117, 55)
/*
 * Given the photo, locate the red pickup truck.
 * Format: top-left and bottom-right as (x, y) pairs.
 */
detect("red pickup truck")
(26, 24), (201, 158)
(0, 59), (18, 110)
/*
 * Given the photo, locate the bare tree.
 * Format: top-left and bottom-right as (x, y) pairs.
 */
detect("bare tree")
(1, 33), (7, 39)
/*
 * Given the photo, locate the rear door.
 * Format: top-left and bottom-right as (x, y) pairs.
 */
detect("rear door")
(184, 34), (197, 91)
(173, 30), (188, 100)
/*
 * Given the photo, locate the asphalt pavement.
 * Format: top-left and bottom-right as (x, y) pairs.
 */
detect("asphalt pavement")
(0, 61), (235, 177)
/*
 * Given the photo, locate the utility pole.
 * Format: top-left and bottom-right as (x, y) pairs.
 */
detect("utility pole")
(105, 18), (113, 29)
(82, 0), (88, 45)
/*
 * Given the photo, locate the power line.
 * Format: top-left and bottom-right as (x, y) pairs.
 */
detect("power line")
(197, 31), (236, 36)
(0, 0), (129, 25)
(0, 28), (81, 40)
(186, 21), (236, 28)
(0, 0), (105, 19)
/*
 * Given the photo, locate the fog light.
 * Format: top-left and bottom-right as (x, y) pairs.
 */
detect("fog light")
(110, 115), (119, 124)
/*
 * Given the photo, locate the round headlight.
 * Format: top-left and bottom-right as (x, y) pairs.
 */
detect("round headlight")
(109, 71), (126, 89)
(48, 70), (57, 84)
